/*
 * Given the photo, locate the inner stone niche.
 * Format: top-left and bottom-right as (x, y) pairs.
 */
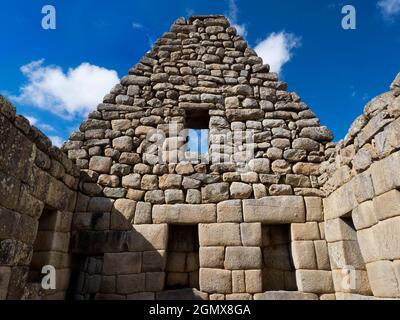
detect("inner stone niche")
(165, 225), (200, 290)
(261, 225), (297, 291)
(28, 207), (58, 283)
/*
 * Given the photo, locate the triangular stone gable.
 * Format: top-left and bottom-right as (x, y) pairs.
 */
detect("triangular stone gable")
(64, 15), (333, 198)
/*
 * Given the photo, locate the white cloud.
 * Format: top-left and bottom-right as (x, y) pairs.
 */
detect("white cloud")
(49, 135), (64, 147)
(132, 22), (144, 30)
(226, 0), (247, 37)
(38, 123), (55, 132)
(254, 31), (301, 74)
(378, 0), (400, 19)
(24, 115), (38, 125)
(11, 60), (119, 119)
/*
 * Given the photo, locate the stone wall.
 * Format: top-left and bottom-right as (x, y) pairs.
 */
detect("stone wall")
(1, 13), (400, 300)
(322, 73), (400, 299)
(0, 96), (79, 299)
(61, 15), (335, 300)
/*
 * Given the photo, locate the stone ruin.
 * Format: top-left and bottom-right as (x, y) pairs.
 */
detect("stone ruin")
(1, 15), (400, 300)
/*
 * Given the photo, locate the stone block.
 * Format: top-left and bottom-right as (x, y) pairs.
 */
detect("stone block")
(141, 175), (158, 190)
(209, 294), (225, 300)
(156, 288), (208, 300)
(116, 273), (145, 294)
(240, 223), (262, 246)
(245, 270), (262, 293)
(357, 227), (380, 263)
(373, 216), (400, 260)
(328, 241), (366, 270)
(142, 250), (167, 272)
(230, 182), (252, 199)
(159, 174), (182, 190)
(248, 158), (270, 173)
(217, 200), (243, 223)
(366, 260), (400, 298)
(352, 201), (378, 231)
(152, 204), (216, 224)
(127, 224), (168, 251)
(111, 199), (136, 230)
(331, 269), (372, 295)
(145, 272), (165, 292)
(296, 270), (334, 294)
(224, 247), (262, 270)
(165, 189), (184, 204)
(199, 247), (225, 268)
(199, 223), (241, 246)
(199, 268), (232, 294)
(133, 202), (152, 224)
(122, 174), (141, 189)
(373, 189), (400, 221)
(0, 207), (20, 240)
(323, 183), (358, 220)
(89, 156), (112, 173)
(185, 189), (201, 204)
(370, 151), (400, 196)
(291, 222), (320, 241)
(225, 293), (252, 300)
(314, 240), (331, 270)
(305, 197), (323, 222)
(0, 266), (11, 300)
(325, 218), (357, 242)
(243, 196), (305, 223)
(202, 183), (230, 203)
(87, 197), (113, 213)
(144, 190), (164, 204)
(232, 270), (245, 293)
(253, 184), (267, 199)
(352, 170), (375, 203)
(254, 291), (318, 300)
(291, 241), (317, 270)
(103, 252), (142, 275)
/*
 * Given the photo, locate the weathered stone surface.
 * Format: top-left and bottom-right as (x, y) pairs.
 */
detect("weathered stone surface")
(243, 196), (305, 223)
(199, 223), (241, 246)
(230, 182), (252, 199)
(328, 241), (366, 270)
(217, 200), (243, 222)
(370, 151), (400, 196)
(199, 247), (225, 268)
(292, 241), (317, 269)
(202, 183), (230, 203)
(240, 223), (262, 246)
(88, 156), (112, 173)
(296, 270), (334, 294)
(200, 268), (232, 294)
(224, 247), (262, 270)
(153, 204), (216, 224)
(366, 260), (400, 298)
(103, 252), (142, 275)
(111, 199), (136, 230)
(128, 224), (168, 251)
(291, 223), (320, 241)
(254, 291), (318, 300)
(373, 189), (400, 221)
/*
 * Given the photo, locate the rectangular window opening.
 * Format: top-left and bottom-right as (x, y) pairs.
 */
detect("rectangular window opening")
(186, 110), (209, 155)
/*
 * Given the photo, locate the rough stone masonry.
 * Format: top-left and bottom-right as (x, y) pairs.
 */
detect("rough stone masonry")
(0, 15), (400, 300)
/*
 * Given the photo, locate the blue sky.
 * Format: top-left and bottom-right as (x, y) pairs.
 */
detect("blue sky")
(1, 0), (399, 146)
